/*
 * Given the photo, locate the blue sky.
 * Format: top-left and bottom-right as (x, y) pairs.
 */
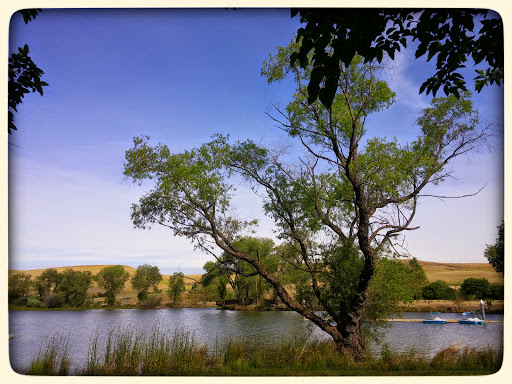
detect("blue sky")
(8, 8), (504, 274)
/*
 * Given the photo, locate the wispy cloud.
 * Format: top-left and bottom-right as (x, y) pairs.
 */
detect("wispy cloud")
(381, 47), (431, 112)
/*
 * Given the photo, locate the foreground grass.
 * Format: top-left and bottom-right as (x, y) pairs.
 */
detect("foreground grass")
(19, 327), (502, 376)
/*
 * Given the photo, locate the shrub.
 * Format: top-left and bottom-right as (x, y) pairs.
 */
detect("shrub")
(26, 295), (43, 308)
(488, 283), (504, 300)
(47, 293), (66, 308)
(138, 295), (162, 309)
(421, 280), (455, 300)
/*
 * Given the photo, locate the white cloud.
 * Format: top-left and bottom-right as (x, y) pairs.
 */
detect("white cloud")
(381, 48), (431, 111)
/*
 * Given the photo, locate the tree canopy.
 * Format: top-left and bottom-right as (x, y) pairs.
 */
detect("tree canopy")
(8, 273), (32, 304)
(167, 272), (186, 305)
(9, 9), (48, 134)
(54, 268), (93, 307)
(290, 9), (503, 108)
(94, 265), (131, 306)
(124, 36), (489, 358)
(131, 264), (163, 301)
(484, 221), (504, 275)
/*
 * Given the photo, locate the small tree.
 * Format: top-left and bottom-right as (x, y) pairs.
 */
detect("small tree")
(94, 265), (131, 306)
(167, 272), (185, 305)
(408, 258), (429, 299)
(460, 277), (491, 300)
(131, 264), (162, 302)
(484, 221), (504, 275)
(8, 273), (32, 305)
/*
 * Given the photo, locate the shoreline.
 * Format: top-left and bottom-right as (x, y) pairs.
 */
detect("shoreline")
(9, 299), (505, 314)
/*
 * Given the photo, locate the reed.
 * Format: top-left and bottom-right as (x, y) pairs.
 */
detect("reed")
(25, 336), (70, 375)
(21, 329), (502, 376)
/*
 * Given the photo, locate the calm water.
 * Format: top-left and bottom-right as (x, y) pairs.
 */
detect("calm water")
(9, 308), (504, 373)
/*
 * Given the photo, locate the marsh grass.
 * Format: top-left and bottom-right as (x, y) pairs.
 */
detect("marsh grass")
(25, 336), (70, 375)
(22, 328), (502, 376)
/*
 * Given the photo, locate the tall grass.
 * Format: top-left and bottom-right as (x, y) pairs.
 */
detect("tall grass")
(21, 329), (502, 376)
(25, 336), (70, 375)
(82, 326), (209, 375)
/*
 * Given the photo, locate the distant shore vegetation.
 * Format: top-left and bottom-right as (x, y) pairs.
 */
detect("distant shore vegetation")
(8, 260), (504, 312)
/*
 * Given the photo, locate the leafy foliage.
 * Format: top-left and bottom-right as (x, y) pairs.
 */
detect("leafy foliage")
(167, 272), (186, 305)
(290, 9), (503, 108)
(125, 36), (489, 358)
(8, 272), (32, 304)
(94, 265), (131, 306)
(421, 280), (455, 300)
(484, 221), (504, 275)
(54, 269), (93, 307)
(408, 258), (429, 299)
(131, 264), (163, 302)
(8, 9), (48, 134)
(34, 268), (60, 297)
(460, 277), (491, 300)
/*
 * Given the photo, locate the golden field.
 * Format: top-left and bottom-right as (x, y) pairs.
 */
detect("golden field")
(415, 260), (504, 285)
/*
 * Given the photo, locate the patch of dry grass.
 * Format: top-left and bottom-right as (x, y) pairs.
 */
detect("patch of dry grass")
(418, 261), (503, 285)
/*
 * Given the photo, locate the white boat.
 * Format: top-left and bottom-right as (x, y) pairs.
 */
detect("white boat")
(422, 311), (446, 324)
(459, 311), (485, 325)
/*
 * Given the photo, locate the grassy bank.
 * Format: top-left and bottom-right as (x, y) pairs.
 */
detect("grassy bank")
(20, 328), (502, 376)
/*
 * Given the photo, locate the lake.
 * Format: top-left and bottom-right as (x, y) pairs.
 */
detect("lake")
(8, 308), (504, 374)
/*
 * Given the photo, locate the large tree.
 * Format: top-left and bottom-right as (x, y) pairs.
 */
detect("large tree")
(289, 9), (503, 108)
(124, 40), (489, 357)
(94, 265), (131, 306)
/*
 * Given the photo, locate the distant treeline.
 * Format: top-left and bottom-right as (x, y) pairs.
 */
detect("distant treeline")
(8, 262), (504, 310)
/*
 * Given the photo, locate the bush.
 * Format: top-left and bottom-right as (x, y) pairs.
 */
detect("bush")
(137, 295), (162, 308)
(488, 283), (504, 300)
(421, 280), (455, 300)
(47, 293), (66, 308)
(12, 296), (29, 307)
(137, 291), (148, 302)
(26, 295), (43, 308)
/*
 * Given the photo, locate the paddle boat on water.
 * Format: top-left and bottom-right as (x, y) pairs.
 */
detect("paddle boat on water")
(422, 311), (447, 324)
(459, 311), (485, 325)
